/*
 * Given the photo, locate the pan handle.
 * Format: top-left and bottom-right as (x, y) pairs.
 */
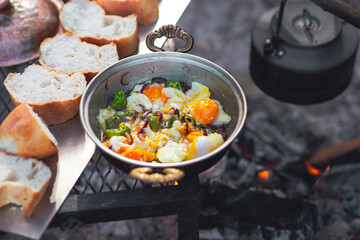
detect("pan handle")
(129, 167), (185, 183)
(146, 24), (194, 53)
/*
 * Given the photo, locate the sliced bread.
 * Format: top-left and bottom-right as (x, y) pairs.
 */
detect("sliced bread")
(96, 0), (159, 25)
(60, 0), (139, 59)
(4, 64), (87, 125)
(39, 33), (119, 81)
(0, 103), (58, 158)
(0, 151), (52, 217)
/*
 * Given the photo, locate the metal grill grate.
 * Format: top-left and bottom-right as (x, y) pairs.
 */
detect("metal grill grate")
(72, 149), (153, 194)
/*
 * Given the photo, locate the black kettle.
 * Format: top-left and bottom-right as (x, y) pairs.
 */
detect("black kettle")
(250, 1), (359, 104)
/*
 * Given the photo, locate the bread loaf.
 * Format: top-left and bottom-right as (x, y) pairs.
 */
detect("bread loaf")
(0, 103), (58, 158)
(96, 0), (159, 25)
(39, 33), (119, 81)
(4, 64), (87, 125)
(0, 151), (52, 217)
(60, 0), (139, 59)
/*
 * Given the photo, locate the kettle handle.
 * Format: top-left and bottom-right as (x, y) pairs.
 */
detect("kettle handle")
(129, 167), (185, 183)
(146, 24), (194, 53)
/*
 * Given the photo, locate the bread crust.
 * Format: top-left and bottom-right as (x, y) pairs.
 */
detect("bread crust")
(9, 96), (82, 126)
(4, 65), (86, 125)
(78, 21), (139, 60)
(96, 0), (159, 25)
(0, 184), (8, 208)
(22, 178), (50, 217)
(59, 0), (139, 59)
(0, 103), (58, 158)
(0, 152), (51, 217)
(96, 0), (137, 17)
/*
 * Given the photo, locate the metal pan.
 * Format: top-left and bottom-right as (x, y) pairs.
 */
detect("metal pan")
(80, 25), (247, 183)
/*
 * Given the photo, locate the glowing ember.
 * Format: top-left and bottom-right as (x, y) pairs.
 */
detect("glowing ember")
(307, 165), (331, 197)
(258, 170), (270, 179)
(174, 181), (179, 186)
(305, 161), (321, 176)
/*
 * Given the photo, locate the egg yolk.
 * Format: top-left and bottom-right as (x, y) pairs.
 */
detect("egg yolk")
(191, 98), (219, 125)
(143, 85), (168, 103)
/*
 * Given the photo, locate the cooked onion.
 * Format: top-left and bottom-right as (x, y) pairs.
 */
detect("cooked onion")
(140, 82), (151, 93)
(105, 79), (109, 90)
(138, 119), (148, 134)
(155, 111), (163, 122)
(120, 72), (130, 85)
(124, 132), (133, 145)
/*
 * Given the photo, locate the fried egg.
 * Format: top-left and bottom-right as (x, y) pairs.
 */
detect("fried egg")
(212, 100), (231, 126)
(98, 107), (116, 125)
(181, 82), (211, 114)
(186, 82), (211, 105)
(162, 87), (188, 112)
(161, 120), (183, 142)
(109, 136), (133, 152)
(157, 141), (188, 163)
(191, 97), (219, 125)
(127, 93), (152, 113)
(142, 84), (168, 103)
(187, 133), (224, 159)
(130, 83), (145, 94)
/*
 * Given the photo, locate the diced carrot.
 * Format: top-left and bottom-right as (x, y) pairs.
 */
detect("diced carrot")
(116, 147), (128, 154)
(143, 150), (156, 162)
(123, 148), (146, 161)
(122, 146), (156, 162)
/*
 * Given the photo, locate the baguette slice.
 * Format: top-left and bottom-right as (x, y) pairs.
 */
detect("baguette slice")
(60, 0), (139, 59)
(0, 103), (58, 158)
(96, 0), (159, 25)
(4, 64), (87, 125)
(0, 151), (52, 217)
(39, 33), (119, 81)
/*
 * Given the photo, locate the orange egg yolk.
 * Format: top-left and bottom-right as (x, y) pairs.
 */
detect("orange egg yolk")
(143, 85), (168, 103)
(191, 97), (219, 125)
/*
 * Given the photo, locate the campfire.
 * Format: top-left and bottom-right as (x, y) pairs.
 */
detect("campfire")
(198, 112), (360, 239)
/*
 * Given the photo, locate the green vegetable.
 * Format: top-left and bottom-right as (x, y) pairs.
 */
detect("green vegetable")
(165, 81), (183, 91)
(105, 111), (133, 129)
(196, 124), (208, 130)
(148, 115), (161, 132)
(111, 91), (127, 110)
(105, 129), (121, 139)
(167, 115), (180, 128)
(105, 125), (131, 139)
(115, 110), (133, 120)
(184, 115), (196, 125)
(119, 125), (131, 135)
